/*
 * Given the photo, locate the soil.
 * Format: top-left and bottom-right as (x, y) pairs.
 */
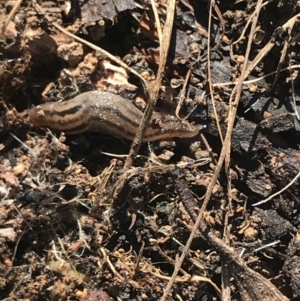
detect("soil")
(1, 0), (300, 300)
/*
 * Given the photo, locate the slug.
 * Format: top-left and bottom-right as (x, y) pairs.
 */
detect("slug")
(28, 91), (203, 142)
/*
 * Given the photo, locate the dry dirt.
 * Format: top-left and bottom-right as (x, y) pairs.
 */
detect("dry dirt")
(1, 0), (300, 300)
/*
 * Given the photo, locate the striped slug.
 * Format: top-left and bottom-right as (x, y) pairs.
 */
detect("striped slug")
(28, 91), (202, 142)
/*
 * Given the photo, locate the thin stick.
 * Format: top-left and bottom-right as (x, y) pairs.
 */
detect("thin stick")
(211, 1), (225, 52)
(124, 0), (176, 167)
(1, 0), (23, 35)
(232, 1), (269, 46)
(175, 67), (192, 120)
(289, 57), (300, 120)
(100, 247), (125, 281)
(252, 170), (300, 206)
(221, 209), (231, 301)
(150, 0), (162, 44)
(207, 1), (223, 144)
(213, 64), (300, 87)
(242, 13), (300, 81)
(160, 1), (264, 300)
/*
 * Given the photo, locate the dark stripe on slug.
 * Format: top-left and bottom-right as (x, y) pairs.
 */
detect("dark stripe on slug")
(47, 115), (139, 138)
(46, 115), (87, 130)
(46, 104), (83, 117)
(62, 122), (90, 134)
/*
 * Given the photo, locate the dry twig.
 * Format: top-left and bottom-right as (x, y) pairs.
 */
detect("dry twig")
(252, 170), (300, 206)
(124, 0), (176, 167)
(160, 1), (264, 300)
(207, 0), (224, 144)
(1, 0), (23, 35)
(150, 0), (162, 44)
(200, 223), (289, 301)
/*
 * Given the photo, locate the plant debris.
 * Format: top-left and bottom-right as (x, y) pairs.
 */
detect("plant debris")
(1, 0), (300, 300)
